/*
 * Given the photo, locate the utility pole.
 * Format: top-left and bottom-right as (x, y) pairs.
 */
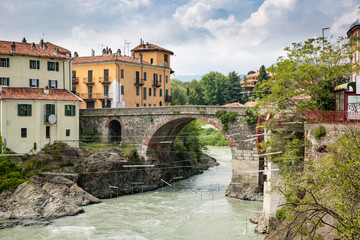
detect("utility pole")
(322, 27), (329, 48)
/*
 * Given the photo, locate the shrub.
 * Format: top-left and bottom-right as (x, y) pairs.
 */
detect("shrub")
(80, 128), (100, 142)
(311, 125), (326, 140)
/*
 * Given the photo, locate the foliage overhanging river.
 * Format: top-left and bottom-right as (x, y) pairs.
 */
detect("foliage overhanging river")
(0, 146), (263, 240)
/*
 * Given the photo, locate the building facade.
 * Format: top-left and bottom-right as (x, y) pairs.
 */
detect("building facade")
(240, 70), (271, 97)
(347, 18), (360, 82)
(72, 40), (174, 109)
(0, 39), (81, 153)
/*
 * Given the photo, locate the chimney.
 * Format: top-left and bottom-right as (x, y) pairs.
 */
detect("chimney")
(43, 43), (48, 50)
(11, 42), (16, 53)
(74, 51), (79, 57)
(39, 39), (44, 48)
(31, 42), (36, 50)
(44, 86), (49, 95)
(91, 49), (95, 56)
(116, 49), (121, 56)
(108, 48), (112, 54)
(102, 48), (107, 55)
(21, 37), (27, 43)
(139, 53), (143, 64)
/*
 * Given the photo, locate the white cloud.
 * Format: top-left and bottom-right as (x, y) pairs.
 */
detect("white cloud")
(331, 6), (360, 35)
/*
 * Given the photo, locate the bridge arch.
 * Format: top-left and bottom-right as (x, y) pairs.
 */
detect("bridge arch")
(143, 115), (235, 162)
(105, 117), (123, 143)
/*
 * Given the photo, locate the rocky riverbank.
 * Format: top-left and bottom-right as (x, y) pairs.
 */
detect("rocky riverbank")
(0, 143), (218, 229)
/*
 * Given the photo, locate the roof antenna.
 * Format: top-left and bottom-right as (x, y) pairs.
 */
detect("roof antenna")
(41, 33), (46, 41)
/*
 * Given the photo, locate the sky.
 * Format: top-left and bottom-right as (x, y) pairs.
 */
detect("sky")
(0, 0), (359, 81)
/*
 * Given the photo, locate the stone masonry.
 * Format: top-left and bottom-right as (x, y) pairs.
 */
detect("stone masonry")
(80, 106), (262, 199)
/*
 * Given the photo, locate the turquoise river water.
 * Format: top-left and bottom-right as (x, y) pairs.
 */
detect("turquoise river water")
(0, 146), (264, 240)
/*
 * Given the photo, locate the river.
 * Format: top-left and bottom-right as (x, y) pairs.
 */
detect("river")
(0, 146), (263, 240)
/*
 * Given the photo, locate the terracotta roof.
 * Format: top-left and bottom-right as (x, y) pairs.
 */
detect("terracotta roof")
(73, 54), (151, 65)
(223, 102), (244, 107)
(132, 42), (174, 55)
(0, 40), (71, 59)
(244, 101), (257, 106)
(1, 88), (82, 101)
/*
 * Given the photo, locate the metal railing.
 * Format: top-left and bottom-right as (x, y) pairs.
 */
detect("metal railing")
(77, 93), (113, 99)
(306, 110), (360, 124)
(134, 78), (144, 86)
(83, 78), (94, 84)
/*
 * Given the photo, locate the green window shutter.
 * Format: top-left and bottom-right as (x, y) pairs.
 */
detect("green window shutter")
(29, 79), (32, 87)
(17, 104), (21, 116)
(51, 104), (55, 114)
(28, 104), (32, 116)
(56, 62), (59, 71)
(48, 80), (51, 88)
(55, 80), (58, 88)
(6, 58), (9, 67)
(29, 60), (32, 69)
(37, 60), (40, 69)
(65, 105), (68, 116)
(72, 106), (75, 116)
(36, 79), (39, 87)
(47, 61), (50, 71)
(6, 78), (9, 86)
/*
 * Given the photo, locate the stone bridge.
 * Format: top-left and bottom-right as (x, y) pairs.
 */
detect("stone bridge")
(80, 106), (263, 199)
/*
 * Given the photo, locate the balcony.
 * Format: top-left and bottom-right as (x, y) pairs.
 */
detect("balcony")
(83, 78), (95, 85)
(97, 92), (113, 100)
(165, 95), (172, 103)
(99, 77), (111, 85)
(78, 93), (96, 101)
(152, 80), (161, 88)
(306, 110), (360, 124)
(134, 78), (144, 86)
(72, 77), (79, 84)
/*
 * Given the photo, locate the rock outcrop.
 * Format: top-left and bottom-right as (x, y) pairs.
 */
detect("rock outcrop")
(0, 175), (100, 229)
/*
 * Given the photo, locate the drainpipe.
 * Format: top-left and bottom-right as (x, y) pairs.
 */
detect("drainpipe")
(63, 61), (65, 89)
(69, 61), (71, 91)
(115, 62), (121, 107)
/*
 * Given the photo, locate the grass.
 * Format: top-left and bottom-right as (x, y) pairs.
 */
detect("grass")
(79, 142), (120, 152)
(199, 127), (229, 146)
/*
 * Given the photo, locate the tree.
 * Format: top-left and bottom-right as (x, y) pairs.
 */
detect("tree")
(257, 37), (359, 118)
(257, 65), (268, 84)
(223, 71), (243, 104)
(188, 79), (206, 105)
(200, 71), (226, 105)
(170, 79), (188, 105)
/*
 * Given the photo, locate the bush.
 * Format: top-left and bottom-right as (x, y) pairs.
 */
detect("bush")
(311, 125), (326, 140)
(80, 128), (100, 142)
(243, 105), (259, 125)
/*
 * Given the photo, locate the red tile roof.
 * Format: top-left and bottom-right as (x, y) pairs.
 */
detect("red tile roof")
(132, 42), (174, 55)
(223, 102), (244, 107)
(1, 88), (82, 101)
(0, 40), (71, 59)
(244, 101), (257, 106)
(73, 54), (152, 65)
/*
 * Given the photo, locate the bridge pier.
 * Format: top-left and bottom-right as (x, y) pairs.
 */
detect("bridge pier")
(80, 106), (264, 200)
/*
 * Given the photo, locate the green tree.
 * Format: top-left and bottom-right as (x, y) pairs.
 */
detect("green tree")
(223, 71), (243, 104)
(188, 79), (206, 105)
(257, 37), (359, 118)
(170, 79), (188, 105)
(200, 71), (226, 105)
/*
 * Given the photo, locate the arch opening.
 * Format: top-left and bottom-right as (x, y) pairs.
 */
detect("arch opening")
(108, 120), (121, 143)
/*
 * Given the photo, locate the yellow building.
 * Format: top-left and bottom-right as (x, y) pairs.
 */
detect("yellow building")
(72, 40), (174, 108)
(0, 39), (81, 153)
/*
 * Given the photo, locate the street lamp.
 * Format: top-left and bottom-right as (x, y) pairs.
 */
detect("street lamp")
(322, 27), (329, 48)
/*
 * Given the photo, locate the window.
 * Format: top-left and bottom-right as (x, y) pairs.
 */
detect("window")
(136, 86), (139, 96)
(121, 85), (124, 95)
(72, 71), (76, 80)
(18, 104), (32, 116)
(65, 105), (76, 116)
(88, 70), (93, 82)
(104, 85), (109, 97)
(166, 75), (168, 83)
(159, 74), (162, 83)
(45, 104), (55, 121)
(160, 89), (162, 97)
(21, 128), (27, 138)
(104, 69), (109, 82)
(143, 87), (147, 100)
(86, 102), (94, 109)
(121, 69), (124, 78)
(136, 71), (140, 81)
(144, 104), (146, 107)
(150, 58), (153, 64)
(102, 101), (111, 108)
(136, 103), (139, 107)
(29, 60), (40, 69)
(48, 80), (57, 88)
(149, 88), (152, 96)
(0, 58), (9, 68)
(46, 126), (50, 138)
(166, 89), (169, 97)
(153, 88), (156, 96)
(0, 77), (9, 86)
(66, 129), (70, 137)
(159, 101), (162, 106)
(154, 104), (156, 106)
(144, 72), (147, 81)
(47, 61), (59, 71)
(29, 79), (39, 87)
(72, 86), (76, 93)
(88, 85), (93, 98)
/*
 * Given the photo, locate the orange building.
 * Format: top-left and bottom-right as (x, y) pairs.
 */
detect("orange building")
(347, 18), (360, 82)
(240, 70), (271, 97)
(72, 40), (174, 108)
